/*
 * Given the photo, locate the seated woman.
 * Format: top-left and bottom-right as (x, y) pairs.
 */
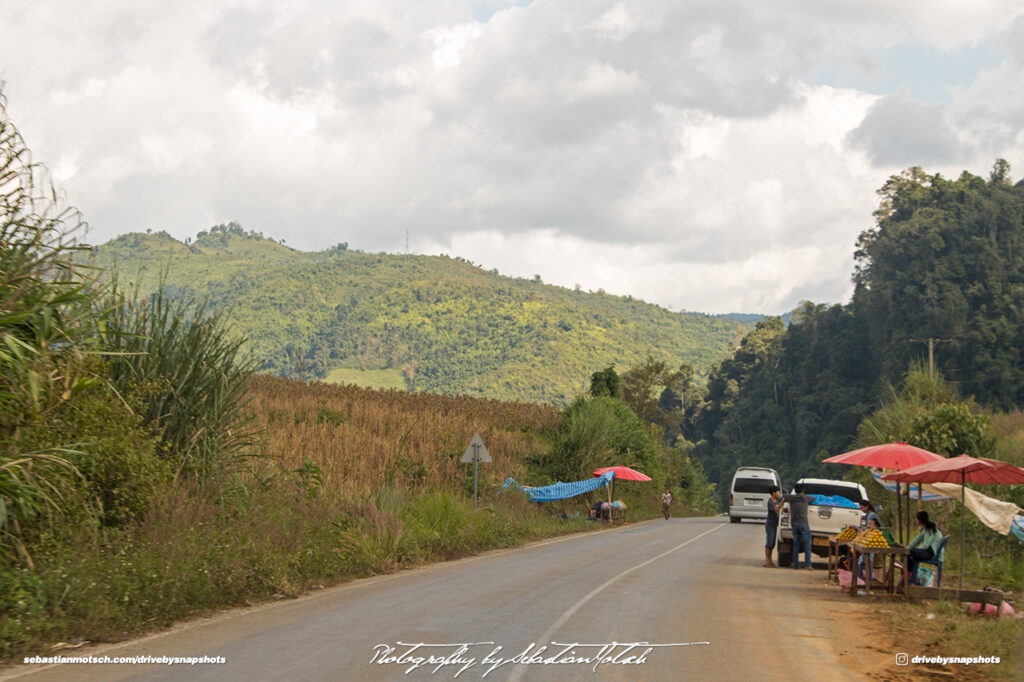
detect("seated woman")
(907, 510), (942, 585)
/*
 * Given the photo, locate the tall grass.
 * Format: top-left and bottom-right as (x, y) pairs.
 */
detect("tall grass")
(0, 87), (97, 559)
(97, 285), (257, 485)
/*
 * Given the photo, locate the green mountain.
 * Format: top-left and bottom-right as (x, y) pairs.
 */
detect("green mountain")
(91, 224), (748, 404)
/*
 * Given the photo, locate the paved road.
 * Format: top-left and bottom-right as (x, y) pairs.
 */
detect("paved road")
(4, 517), (892, 681)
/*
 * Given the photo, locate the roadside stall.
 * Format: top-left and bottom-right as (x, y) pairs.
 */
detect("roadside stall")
(823, 442), (945, 543)
(501, 471), (618, 519)
(883, 454), (1024, 591)
(847, 528), (909, 598)
(592, 466), (651, 522)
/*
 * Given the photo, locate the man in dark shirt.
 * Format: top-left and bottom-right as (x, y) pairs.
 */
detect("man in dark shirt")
(786, 484), (813, 569)
(764, 486), (782, 567)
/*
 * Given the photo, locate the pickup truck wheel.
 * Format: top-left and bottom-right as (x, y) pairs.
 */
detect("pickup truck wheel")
(729, 516), (740, 524)
(777, 542), (791, 567)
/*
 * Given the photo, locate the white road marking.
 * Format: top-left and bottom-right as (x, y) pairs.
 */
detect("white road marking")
(507, 522), (724, 682)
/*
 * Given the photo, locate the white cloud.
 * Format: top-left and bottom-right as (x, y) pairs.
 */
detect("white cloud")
(561, 63), (643, 100)
(427, 22), (485, 71)
(585, 3), (639, 43)
(1, 0), (1023, 314)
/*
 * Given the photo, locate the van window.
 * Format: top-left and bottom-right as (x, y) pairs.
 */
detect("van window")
(800, 483), (862, 503)
(733, 478), (775, 494)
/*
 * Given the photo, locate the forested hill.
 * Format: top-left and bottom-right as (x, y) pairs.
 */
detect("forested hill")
(91, 228), (747, 404)
(691, 162), (1024, 494)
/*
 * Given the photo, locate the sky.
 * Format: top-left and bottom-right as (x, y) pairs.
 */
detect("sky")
(2, 1), (1023, 315)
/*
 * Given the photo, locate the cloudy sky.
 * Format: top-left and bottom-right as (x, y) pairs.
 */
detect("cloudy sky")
(2, 1), (1023, 314)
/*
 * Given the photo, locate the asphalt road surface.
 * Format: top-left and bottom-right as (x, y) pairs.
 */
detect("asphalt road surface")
(3, 517), (896, 682)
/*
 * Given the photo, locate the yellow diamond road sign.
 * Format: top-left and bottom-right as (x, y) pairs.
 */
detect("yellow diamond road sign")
(461, 432), (491, 463)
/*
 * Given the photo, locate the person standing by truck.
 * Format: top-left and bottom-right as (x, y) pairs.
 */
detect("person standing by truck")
(786, 484), (813, 569)
(764, 486), (782, 567)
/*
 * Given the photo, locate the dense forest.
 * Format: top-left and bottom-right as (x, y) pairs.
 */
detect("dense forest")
(686, 162), (1024, 497)
(91, 229), (748, 404)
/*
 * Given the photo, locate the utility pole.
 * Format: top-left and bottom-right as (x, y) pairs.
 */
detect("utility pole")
(909, 337), (951, 377)
(471, 441), (479, 507)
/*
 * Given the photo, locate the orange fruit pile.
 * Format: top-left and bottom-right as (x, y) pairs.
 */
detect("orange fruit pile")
(856, 529), (889, 548)
(837, 527), (858, 541)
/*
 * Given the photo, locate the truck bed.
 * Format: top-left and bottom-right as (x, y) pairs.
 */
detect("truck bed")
(777, 501), (862, 557)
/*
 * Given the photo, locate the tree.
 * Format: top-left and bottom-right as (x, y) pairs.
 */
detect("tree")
(530, 395), (660, 484)
(589, 364), (620, 398)
(857, 365), (993, 458)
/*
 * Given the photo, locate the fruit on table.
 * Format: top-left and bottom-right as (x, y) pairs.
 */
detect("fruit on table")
(837, 527), (858, 541)
(859, 529), (889, 548)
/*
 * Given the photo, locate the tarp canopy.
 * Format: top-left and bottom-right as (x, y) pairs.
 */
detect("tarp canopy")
(502, 471), (614, 503)
(923, 482), (1024, 536)
(874, 468), (1023, 536)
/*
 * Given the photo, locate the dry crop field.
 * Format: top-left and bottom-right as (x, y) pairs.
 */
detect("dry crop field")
(247, 375), (562, 495)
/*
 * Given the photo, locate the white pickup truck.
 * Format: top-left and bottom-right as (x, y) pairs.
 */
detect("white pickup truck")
(776, 477), (868, 566)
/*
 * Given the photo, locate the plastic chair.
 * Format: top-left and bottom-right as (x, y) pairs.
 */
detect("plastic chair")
(917, 535), (949, 588)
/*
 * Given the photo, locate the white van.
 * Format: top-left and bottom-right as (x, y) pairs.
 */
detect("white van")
(729, 467), (782, 523)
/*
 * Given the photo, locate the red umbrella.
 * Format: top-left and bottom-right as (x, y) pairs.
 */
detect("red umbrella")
(593, 466), (653, 481)
(823, 442), (945, 469)
(883, 455), (1024, 588)
(593, 466), (652, 514)
(824, 442), (945, 542)
(884, 454), (1024, 486)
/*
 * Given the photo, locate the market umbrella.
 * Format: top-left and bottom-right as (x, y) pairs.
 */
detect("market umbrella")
(884, 455), (1024, 589)
(593, 466), (653, 481)
(593, 466), (652, 511)
(824, 442), (946, 542)
(823, 442), (946, 470)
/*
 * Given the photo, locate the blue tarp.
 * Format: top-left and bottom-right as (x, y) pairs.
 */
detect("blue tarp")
(809, 494), (859, 509)
(1012, 516), (1024, 544)
(871, 470), (952, 501)
(501, 471), (615, 503)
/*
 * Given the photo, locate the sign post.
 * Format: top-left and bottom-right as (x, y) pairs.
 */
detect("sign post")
(461, 432), (491, 507)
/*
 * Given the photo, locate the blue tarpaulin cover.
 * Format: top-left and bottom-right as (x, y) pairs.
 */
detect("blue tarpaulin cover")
(871, 469), (951, 501)
(809, 494), (859, 509)
(501, 471), (614, 503)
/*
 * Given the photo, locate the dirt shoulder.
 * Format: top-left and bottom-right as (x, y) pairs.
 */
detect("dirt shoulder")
(705, 530), (1018, 681)
(869, 597), (1022, 681)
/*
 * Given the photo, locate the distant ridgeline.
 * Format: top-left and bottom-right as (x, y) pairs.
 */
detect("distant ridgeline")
(692, 162), (1024, 496)
(91, 224), (748, 404)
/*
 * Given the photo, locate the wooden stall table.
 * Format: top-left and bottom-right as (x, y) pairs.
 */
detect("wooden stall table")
(849, 542), (909, 597)
(827, 536), (852, 583)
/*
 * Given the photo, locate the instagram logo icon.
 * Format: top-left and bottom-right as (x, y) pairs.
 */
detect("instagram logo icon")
(895, 653), (909, 666)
